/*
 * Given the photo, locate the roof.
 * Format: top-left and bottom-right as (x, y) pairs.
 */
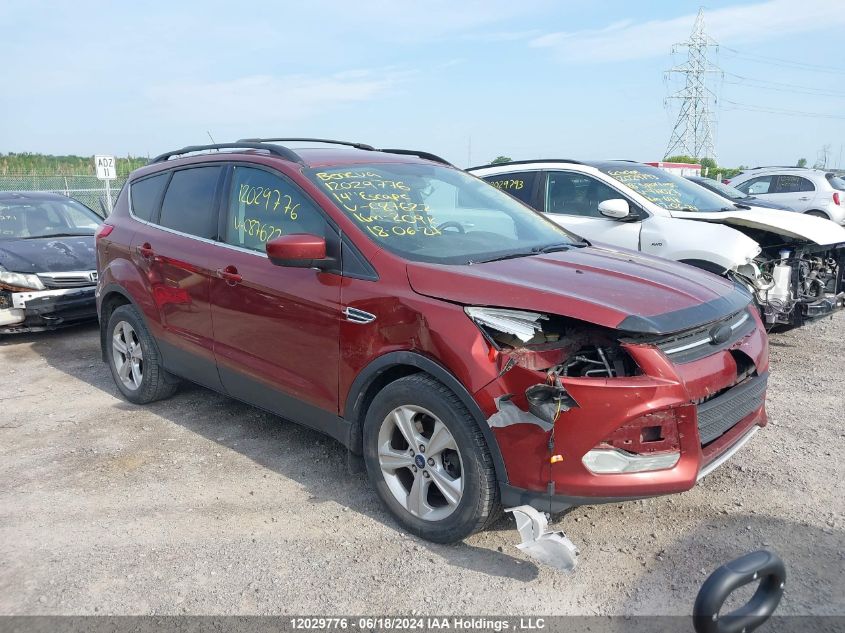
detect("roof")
(468, 158), (646, 175)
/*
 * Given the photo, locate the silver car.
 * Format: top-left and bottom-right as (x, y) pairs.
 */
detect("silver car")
(727, 167), (845, 224)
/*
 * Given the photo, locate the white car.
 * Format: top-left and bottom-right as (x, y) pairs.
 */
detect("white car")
(468, 160), (845, 327)
(726, 167), (845, 225)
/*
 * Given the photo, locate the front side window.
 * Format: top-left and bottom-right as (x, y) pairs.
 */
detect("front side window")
(775, 175), (814, 193)
(736, 176), (774, 195)
(223, 166), (326, 252)
(545, 172), (624, 217)
(159, 166), (222, 239)
(306, 163), (579, 265)
(130, 173), (169, 222)
(482, 171), (538, 204)
(0, 198), (101, 239)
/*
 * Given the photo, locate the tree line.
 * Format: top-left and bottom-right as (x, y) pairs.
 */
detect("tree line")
(0, 153), (148, 176)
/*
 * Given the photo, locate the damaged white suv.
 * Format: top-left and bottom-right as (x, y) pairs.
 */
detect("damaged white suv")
(469, 160), (845, 327)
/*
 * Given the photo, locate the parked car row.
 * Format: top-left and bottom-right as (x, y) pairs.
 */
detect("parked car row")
(1, 139), (842, 550)
(469, 160), (845, 327)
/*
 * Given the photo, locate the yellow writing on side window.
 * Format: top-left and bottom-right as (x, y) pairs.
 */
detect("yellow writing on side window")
(234, 216), (283, 243)
(491, 179), (524, 191)
(238, 184), (299, 219)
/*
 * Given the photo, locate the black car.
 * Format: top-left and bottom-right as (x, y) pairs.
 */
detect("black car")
(685, 176), (791, 210)
(0, 192), (102, 333)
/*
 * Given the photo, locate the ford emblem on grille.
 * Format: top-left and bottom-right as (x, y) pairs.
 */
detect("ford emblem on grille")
(709, 323), (733, 345)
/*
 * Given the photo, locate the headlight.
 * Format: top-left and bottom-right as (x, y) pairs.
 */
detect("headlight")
(0, 270), (46, 291)
(464, 307), (547, 343)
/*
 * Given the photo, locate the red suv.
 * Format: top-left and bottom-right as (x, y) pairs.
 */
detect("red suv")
(96, 139), (769, 543)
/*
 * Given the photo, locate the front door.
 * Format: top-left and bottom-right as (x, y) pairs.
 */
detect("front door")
(210, 164), (343, 431)
(543, 171), (642, 250)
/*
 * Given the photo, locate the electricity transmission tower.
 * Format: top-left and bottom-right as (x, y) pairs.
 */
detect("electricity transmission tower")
(664, 8), (720, 160)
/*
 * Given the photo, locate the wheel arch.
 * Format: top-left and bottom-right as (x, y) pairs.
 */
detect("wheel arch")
(344, 351), (509, 486)
(98, 284), (147, 363)
(805, 209), (829, 219)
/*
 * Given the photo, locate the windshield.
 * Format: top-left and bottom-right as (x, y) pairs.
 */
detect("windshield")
(599, 164), (734, 212)
(0, 197), (101, 239)
(306, 163), (580, 264)
(690, 178), (749, 200)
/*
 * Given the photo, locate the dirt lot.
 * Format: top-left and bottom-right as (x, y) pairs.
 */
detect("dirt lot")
(0, 317), (843, 616)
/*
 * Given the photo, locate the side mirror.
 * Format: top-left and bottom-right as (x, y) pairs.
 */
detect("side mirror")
(266, 234), (328, 268)
(598, 198), (630, 220)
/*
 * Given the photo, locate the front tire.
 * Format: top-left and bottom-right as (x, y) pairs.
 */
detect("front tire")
(106, 304), (179, 404)
(362, 374), (500, 543)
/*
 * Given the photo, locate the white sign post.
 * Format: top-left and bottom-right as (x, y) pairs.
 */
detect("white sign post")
(94, 155), (116, 214)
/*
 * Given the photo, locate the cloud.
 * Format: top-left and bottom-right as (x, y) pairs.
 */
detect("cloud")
(529, 0), (845, 63)
(145, 69), (407, 126)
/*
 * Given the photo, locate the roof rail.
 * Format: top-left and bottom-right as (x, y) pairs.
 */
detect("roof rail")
(240, 137), (453, 166)
(749, 165), (808, 170)
(466, 158), (584, 171)
(379, 148), (452, 166)
(237, 137), (376, 151)
(150, 142), (304, 164)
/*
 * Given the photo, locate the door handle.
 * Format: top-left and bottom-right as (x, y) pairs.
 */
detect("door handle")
(216, 265), (242, 285)
(798, 196), (810, 201)
(138, 243), (154, 259)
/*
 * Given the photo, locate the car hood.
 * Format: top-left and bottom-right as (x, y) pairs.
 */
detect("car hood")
(669, 206), (845, 245)
(0, 236), (96, 273)
(406, 245), (751, 335)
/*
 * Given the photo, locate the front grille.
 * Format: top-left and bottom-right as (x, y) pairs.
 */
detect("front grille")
(648, 309), (756, 364)
(37, 271), (97, 288)
(697, 373), (767, 445)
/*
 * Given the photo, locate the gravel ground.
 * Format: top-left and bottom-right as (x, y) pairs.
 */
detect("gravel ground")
(0, 317), (843, 616)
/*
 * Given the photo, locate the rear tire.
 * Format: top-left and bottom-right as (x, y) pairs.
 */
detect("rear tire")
(806, 210), (828, 219)
(106, 304), (179, 404)
(362, 374), (500, 543)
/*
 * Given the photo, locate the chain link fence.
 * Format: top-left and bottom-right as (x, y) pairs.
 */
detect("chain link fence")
(0, 174), (127, 215)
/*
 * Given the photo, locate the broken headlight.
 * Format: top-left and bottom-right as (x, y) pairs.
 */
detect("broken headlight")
(0, 269), (46, 291)
(464, 306), (640, 376)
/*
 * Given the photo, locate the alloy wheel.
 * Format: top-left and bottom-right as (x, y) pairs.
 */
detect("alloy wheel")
(377, 405), (464, 521)
(112, 320), (143, 390)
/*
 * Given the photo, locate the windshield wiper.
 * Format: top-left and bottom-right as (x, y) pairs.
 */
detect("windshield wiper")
(538, 243), (573, 253)
(732, 203), (751, 210)
(23, 232), (92, 239)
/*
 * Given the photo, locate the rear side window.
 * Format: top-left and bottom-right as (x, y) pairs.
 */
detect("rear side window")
(736, 176), (773, 195)
(130, 173), (168, 222)
(482, 172), (539, 204)
(223, 166), (326, 252)
(775, 175), (814, 193)
(159, 167), (222, 239)
(826, 175), (845, 191)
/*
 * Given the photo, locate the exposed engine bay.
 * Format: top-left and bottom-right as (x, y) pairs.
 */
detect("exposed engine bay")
(730, 230), (845, 326)
(465, 307), (640, 377)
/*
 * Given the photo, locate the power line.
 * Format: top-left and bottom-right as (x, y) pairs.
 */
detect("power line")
(721, 99), (845, 120)
(723, 72), (845, 98)
(664, 9), (719, 160)
(721, 45), (845, 75)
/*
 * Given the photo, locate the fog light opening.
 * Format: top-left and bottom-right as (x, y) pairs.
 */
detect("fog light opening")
(582, 448), (680, 474)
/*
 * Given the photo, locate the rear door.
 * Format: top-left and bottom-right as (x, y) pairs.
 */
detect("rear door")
(130, 165), (225, 390)
(542, 170), (642, 250)
(210, 164), (342, 431)
(768, 174), (815, 211)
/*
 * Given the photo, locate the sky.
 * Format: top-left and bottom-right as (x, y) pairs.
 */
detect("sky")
(1, 0), (844, 168)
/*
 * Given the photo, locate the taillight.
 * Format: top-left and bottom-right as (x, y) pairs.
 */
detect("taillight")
(834, 192), (841, 206)
(95, 224), (114, 240)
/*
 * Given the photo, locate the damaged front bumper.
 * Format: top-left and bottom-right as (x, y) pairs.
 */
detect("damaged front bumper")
(0, 286), (97, 333)
(474, 310), (770, 515)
